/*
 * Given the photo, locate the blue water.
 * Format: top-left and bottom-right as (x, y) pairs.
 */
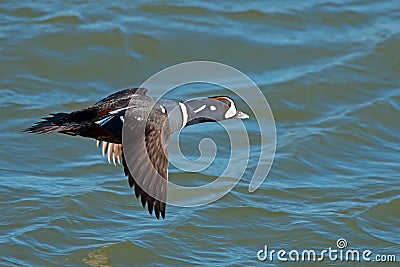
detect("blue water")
(1, 0), (399, 266)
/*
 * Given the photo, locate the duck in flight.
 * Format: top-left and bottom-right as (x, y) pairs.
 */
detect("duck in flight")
(25, 88), (249, 219)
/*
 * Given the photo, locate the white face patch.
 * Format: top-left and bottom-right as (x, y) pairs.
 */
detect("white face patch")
(210, 105), (217, 111)
(178, 102), (188, 128)
(193, 104), (206, 113)
(224, 98), (237, 119)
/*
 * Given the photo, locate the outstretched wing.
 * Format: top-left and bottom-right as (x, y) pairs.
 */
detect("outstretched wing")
(122, 106), (170, 219)
(95, 88), (148, 105)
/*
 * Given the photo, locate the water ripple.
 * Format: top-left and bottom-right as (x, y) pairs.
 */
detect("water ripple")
(1, 0), (399, 266)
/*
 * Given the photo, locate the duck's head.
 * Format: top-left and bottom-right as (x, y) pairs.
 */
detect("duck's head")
(184, 96), (249, 126)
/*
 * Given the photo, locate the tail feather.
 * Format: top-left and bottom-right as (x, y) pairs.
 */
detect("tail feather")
(24, 112), (70, 134)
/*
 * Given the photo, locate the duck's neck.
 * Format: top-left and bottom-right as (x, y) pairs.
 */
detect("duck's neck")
(158, 97), (226, 133)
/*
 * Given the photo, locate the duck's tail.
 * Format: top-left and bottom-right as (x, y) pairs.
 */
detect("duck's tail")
(24, 112), (75, 134)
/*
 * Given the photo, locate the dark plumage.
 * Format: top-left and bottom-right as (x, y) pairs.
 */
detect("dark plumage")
(25, 88), (249, 219)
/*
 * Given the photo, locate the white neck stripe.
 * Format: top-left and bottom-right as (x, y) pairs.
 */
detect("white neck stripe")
(160, 105), (166, 113)
(178, 102), (188, 128)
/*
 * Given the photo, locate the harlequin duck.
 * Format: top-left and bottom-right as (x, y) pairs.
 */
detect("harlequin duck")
(25, 88), (249, 219)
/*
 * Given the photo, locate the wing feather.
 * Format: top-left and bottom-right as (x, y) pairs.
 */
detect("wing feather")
(122, 107), (169, 219)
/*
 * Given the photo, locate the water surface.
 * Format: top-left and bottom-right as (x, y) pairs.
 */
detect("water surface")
(1, 0), (399, 266)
